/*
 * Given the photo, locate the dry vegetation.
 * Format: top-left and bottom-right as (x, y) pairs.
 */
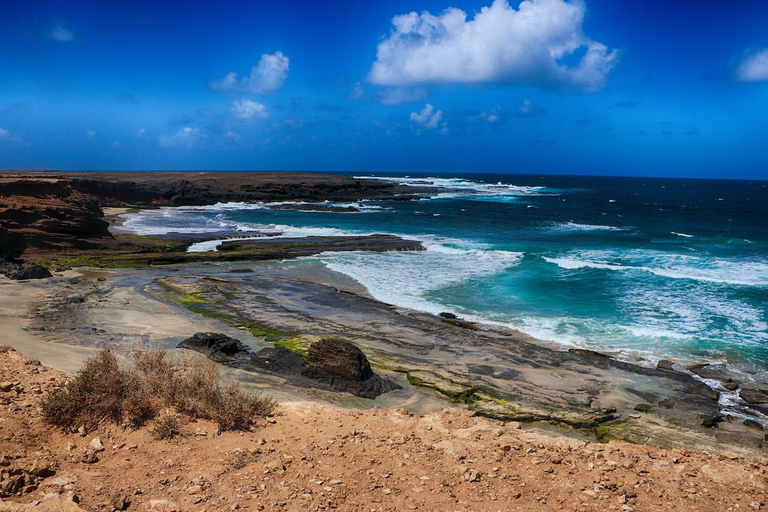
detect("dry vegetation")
(40, 348), (274, 433)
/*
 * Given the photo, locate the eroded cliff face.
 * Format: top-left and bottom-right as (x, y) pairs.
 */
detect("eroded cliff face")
(0, 177), (111, 260)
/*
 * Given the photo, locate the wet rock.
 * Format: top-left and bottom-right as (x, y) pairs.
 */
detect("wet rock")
(701, 414), (725, 428)
(439, 312), (458, 319)
(743, 419), (764, 431)
(634, 404), (652, 413)
(656, 360), (677, 372)
(740, 389), (768, 405)
(687, 364), (732, 382)
(5, 264), (52, 281)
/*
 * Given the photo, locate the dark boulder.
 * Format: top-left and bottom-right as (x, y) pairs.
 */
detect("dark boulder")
(178, 332), (252, 363)
(178, 333), (399, 399)
(301, 338), (373, 382)
(298, 338), (400, 399)
(5, 264), (52, 280)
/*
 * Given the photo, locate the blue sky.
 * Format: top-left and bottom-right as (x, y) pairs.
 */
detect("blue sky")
(1, 0), (767, 178)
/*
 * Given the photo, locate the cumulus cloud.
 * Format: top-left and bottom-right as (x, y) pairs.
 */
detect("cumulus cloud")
(211, 52), (289, 94)
(135, 128), (146, 138)
(410, 104), (448, 133)
(0, 127), (24, 144)
(368, 0), (617, 92)
(735, 49), (768, 82)
(230, 99), (270, 120)
(50, 18), (75, 42)
(158, 127), (201, 148)
(377, 87), (428, 105)
(86, 130), (96, 138)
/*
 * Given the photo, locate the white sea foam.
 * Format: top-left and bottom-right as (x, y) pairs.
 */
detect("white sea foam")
(354, 175), (553, 200)
(671, 232), (695, 238)
(319, 245), (524, 314)
(186, 223), (364, 252)
(161, 200), (386, 213)
(547, 222), (625, 233)
(543, 249), (768, 287)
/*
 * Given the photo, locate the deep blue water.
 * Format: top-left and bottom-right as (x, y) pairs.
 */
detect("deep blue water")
(122, 174), (768, 379)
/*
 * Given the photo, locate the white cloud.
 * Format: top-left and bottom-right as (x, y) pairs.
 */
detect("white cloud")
(211, 52), (289, 94)
(410, 103), (448, 133)
(230, 99), (270, 120)
(368, 0), (618, 92)
(736, 49), (768, 82)
(50, 19), (75, 42)
(86, 130), (96, 138)
(158, 127), (201, 148)
(0, 127), (24, 144)
(112, 140), (121, 148)
(469, 105), (503, 123)
(377, 87), (428, 105)
(135, 128), (146, 138)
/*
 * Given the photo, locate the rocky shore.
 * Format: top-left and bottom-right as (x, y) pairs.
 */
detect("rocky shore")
(0, 171), (414, 261)
(2, 169), (768, 502)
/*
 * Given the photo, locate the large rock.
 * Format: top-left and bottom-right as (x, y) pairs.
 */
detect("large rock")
(178, 333), (398, 399)
(178, 332), (251, 361)
(5, 264), (52, 280)
(301, 338), (373, 382)
(298, 338), (399, 399)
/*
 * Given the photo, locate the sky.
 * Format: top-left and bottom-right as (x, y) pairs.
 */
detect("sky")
(1, 0), (767, 179)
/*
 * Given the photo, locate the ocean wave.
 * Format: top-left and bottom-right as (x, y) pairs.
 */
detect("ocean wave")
(162, 200), (387, 213)
(354, 175), (554, 200)
(547, 222), (626, 233)
(543, 249), (768, 287)
(186, 223), (363, 252)
(318, 245), (524, 315)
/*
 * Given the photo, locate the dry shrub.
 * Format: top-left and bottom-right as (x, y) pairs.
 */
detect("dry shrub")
(40, 348), (274, 433)
(41, 350), (126, 429)
(151, 412), (180, 440)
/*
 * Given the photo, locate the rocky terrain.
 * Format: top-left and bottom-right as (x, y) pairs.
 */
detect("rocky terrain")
(2, 345), (768, 512)
(178, 333), (400, 399)
(0, 171), (412, 261)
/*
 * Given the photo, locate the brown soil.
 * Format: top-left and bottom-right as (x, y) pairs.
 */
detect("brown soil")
(1, 346), (767, 512)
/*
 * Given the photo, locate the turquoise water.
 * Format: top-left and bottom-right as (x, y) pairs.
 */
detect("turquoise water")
(122, 174), (768, 378)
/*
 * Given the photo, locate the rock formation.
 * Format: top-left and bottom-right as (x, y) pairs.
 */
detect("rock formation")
(178, 333), (399, 399)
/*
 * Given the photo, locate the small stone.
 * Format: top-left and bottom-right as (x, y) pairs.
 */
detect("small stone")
(89, 438), (105, 453)
(0, 382), (12, 392)
(111, 493), (129, 511)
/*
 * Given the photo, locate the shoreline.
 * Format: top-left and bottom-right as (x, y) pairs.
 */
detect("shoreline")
(2, 170), (767, 457)
(3, 258), (765, 455)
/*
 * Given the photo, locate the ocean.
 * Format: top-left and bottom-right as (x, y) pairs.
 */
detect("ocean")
(121, 173), (768, 381)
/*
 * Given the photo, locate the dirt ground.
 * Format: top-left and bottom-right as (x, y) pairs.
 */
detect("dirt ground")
(1, 345), (767, 512)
